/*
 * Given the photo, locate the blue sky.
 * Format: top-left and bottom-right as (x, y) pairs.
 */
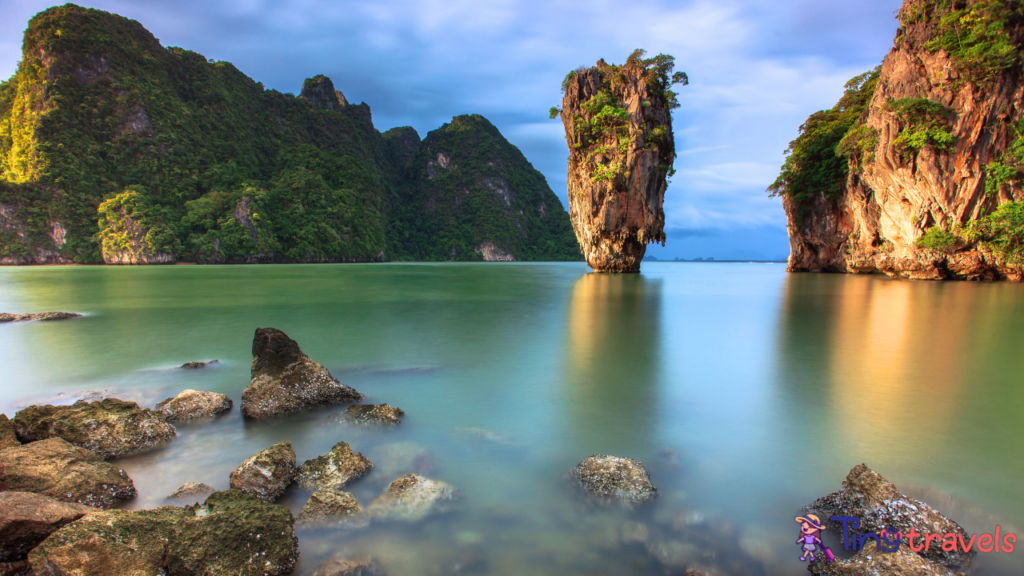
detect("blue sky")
(0, 0), (903, 260)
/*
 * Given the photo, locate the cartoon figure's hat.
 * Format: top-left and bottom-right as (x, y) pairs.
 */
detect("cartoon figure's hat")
(795, 514), (827, 530)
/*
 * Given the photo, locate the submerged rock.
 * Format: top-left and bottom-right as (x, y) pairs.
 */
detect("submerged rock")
(180, 359), (219, 369)
(804, 464), (974, 569)
(809, 542), (967, 576)
(13, 398), (176, 459)
(0, 438), (136, 508)
(229, 442), (296, 502)
(328, 404), (404, 426)
(167, 482), (216, 501)
(368, 473), (458, 522)
(373, 442), (435, 478)
(296, 489), (369, 529)
(571, 455), (657, 508)
(314, 555), (386, 576)
(0, 312), (81, 323)
(0, 415), (19, 450)
(28, 489), (298, 576)
(242, 327), (363, 419)
(155, 389), (232, 422)
(296, 441), (373, 491)
(0, 491), (97, 562)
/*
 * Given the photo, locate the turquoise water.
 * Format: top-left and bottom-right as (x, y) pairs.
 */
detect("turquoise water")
(1, 263), (1021, 575)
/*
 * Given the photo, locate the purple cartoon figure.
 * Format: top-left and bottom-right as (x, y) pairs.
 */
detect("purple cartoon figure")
(795, 514), (827, 562)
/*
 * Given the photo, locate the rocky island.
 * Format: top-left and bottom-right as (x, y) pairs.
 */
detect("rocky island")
(553, 50), (687, 272)
(773, 0), (1024, 280)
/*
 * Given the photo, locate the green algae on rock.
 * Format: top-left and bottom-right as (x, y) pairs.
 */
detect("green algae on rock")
(0, 415), (18, 450)
(296, 489), (369, 530)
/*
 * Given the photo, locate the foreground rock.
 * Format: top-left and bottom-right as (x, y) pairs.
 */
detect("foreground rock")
(242, 327), (363, 419)
(572, 455), (657, 508)
(809, 542), (967, 576)
(0, 312), (81, 323)
(297, 490), (369, 529)
(230, 442), (296, 502)
(180, 359), (219, 369)
(556, 52), (684, 272)
(155, 389), (232, 422)
(0, 492), (97, 562)
(804, 464), (973, 569)
(314, 556), (386, 576)
(328, 404), (404, 426)
(28, 489), (298, 576)
(368, 473), (458, 522)
(0, 438), (136, 508)
(167, 482), (216, 501)
(13, 398), (176, 458)
(0, 415), (18, 450)
(296, 441), (373, 491)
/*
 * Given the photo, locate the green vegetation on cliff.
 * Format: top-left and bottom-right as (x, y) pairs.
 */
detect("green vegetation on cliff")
(0, 5), (580, 264)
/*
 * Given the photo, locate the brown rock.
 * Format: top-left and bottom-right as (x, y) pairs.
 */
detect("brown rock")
(296, 489), (369, 529)
(0, 492), (97, 562)
(296, 441), (373, 491)
(179, 359), (218, 369)
(167, 482), (216, 500)
(327, 404), (404, 426)
(808, 542), (967, 576)
(571, 455), (657, 509)
(155, 389), (232, 422)
(0, 438), (136, 508)
(368, 474), (458, 522)
(0, 415), (19, 450)
(314, 556), (386, 576)
(229, 442), (296, 502)
(241, 328), (363, 419)
(13, 398), (176, 459)
(0, 312), (81, 323)
(557, 52), (684, 272)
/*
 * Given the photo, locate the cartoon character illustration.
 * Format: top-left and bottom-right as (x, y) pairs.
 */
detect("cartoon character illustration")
(795, 514), (827, 561)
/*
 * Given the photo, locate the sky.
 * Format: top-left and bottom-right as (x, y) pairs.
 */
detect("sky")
(0, 0), (904, 260)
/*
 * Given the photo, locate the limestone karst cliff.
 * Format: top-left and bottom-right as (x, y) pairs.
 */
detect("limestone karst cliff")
(775, 0), (1024, 280)
(556, 51), (686, 272)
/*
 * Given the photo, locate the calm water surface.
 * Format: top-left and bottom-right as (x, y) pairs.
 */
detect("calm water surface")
(1, 263), (1022, 575)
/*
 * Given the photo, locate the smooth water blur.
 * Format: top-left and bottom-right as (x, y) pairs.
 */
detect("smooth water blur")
(0, 263), (1022, 575)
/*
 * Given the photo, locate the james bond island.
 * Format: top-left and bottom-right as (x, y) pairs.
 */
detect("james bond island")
(553, 50), (687, 273)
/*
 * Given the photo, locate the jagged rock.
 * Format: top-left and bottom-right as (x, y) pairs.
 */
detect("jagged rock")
(571, 455), (657, 508)
(0, 438), (136, 508)
(242, 327), (363, 419)
(296, 441), (373, 491)
(28, 489), (298, 576)
(0, 312), (81, 323)
(296, 489), (369, 529)
(808, 542), (967, 576)
(314, 556), (386, 576)
(0, 415), (18, 450)
(327, 404), (404, 426)
(167, 482), (216, 500)
(229, 442), (296, 502)
(179, 359), (218, 369)
(368, 474), (458, 522)
(0, 491), (97, 562)
(155, 389), (232, 422)
(13, 398), (176, 459)
(557, 52), (684, 272)
(804, 463), (974, 569)
(300, 75), (348, 111)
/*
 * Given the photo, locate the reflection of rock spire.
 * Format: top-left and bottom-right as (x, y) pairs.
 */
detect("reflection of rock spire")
(563, 273), (662, 453)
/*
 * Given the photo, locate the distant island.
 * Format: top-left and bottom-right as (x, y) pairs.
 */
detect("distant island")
(0, 5), (581, 265)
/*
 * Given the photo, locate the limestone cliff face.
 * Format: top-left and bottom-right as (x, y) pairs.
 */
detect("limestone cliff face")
(558, 55), (681, 272)
(787, 0), (1024, 280)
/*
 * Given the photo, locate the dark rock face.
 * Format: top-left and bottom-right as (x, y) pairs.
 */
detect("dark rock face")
(13, 398), (176, 459)
(242, 328), (363, 419)
(229, 442), (296, 502)
(155, 389), (232, 422)
(314, 556), (387, 576)
(296, 489), (369, 529)
(179, 359), (218, 369)
(296, 441), (373, 491)
(0, 438), (136, 508)
(808, 542), (967, 576)
(167, 482), (216, 501)
(28, 489), (298, 576)
(557, 55), (681, 272)
(0, 312), (81, 323)
(367, 473), (458, 522)
(0, 415), (19, 450)
(571, 455), (657, 509)
(0, 491), (97, 562)
(300, 74), (348, 111)
(328, 404), (404, 426)
(804, 464), (974, 570)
